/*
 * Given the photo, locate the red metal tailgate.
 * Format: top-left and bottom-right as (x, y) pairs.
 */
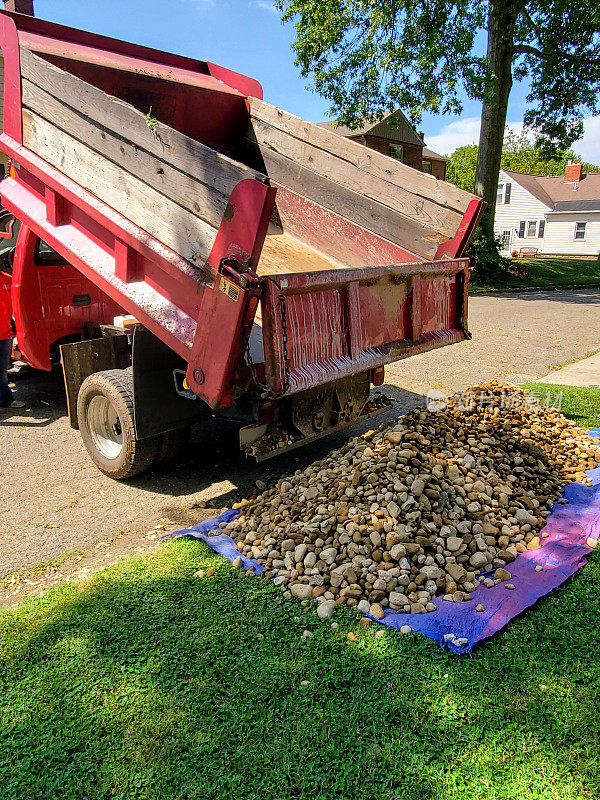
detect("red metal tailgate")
(261, 258), (471, 396)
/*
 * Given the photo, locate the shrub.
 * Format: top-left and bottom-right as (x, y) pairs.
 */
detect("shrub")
(467, 227), (511, 285)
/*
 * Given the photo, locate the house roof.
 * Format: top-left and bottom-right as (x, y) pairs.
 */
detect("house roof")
(422, 147), (449, 162)
(503, 169), (600, 212)
(317, 110), (425, 148)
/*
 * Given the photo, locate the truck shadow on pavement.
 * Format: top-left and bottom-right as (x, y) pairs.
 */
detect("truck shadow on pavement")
(6, 365), (426, 526)
(474, 287), (600, 305)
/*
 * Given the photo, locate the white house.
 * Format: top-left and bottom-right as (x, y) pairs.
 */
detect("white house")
(493, 164), (600, 258)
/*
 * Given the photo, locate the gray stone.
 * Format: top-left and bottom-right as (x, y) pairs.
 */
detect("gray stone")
(369, 531), (382, 548)
(387, 501), (401, 518)
(411, 478), (426, 496)
(469, 551), (488, 570)
(420, 564), (442, 580)
(317, 600), (336, 619)
(389, 591), (409, 609)
(320, 547), (338, 564)
(291, 583), (313, 599)
(357, 599), (371, 614)
(389, 543), (407, 560)
(295, 543), (308, 562)
(516, 508), (537, 525)
(447, 536), (462, 552)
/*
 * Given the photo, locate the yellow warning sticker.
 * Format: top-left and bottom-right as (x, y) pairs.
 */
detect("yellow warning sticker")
(219, 276), (240, 302)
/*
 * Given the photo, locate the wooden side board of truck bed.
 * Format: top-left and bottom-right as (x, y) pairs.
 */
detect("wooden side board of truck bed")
(19, 47), (478, 273)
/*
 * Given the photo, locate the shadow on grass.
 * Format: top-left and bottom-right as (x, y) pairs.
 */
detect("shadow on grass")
(1, 539), (599, 800)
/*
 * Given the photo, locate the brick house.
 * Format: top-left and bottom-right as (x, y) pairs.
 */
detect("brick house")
(317, 110), (448, 179)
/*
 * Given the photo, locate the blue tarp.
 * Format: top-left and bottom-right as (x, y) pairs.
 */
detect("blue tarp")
(164, 431), (600, 653)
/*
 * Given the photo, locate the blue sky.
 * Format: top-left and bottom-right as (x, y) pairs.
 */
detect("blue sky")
(35, 0), (599, 161)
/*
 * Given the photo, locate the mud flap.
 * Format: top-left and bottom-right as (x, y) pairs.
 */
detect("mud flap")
(132, 325), (208, 440)
(61, 334), (129, 429)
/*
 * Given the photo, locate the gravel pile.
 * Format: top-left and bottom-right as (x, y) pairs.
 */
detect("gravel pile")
(225, 381), (598, 617)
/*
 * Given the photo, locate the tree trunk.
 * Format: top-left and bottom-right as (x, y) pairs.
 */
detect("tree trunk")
(474, 0), (521, 237)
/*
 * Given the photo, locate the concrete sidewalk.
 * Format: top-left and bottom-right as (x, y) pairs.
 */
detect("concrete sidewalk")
(539, 352), (600, 387)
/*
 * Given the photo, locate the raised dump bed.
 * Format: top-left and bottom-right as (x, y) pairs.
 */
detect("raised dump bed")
(0, 11), (484, 475)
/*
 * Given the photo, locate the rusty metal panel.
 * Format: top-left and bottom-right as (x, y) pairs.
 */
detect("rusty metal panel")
(262, 259), (471, 396)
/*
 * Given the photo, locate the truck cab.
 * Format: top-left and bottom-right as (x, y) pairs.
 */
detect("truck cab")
(10, 221), (124, 370)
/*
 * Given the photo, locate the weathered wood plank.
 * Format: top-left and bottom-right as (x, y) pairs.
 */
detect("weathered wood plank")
(248, 97), (474, 215)
(20, 48), (266, 199)
(247, 116), (462, 238)
(22, 110), (217, 266)
(240, 138), (443, 260)
(22, 77), (228, 230)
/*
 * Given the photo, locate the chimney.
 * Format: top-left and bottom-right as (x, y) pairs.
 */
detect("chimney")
(564, 162), (583, 182)
(3, 0), (34, 14)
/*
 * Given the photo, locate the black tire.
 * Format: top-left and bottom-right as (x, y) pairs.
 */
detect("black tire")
(155, 426), (191, 466)
(76, 369), (159, 479)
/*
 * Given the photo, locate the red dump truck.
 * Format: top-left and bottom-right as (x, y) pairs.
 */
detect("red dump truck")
(0, 11), (484, 478)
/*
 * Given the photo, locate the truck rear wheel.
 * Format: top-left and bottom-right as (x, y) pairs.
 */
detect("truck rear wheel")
(77, 369), (159, 479)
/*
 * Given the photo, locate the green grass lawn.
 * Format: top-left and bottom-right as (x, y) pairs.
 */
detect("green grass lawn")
(3, 385), (600, 799)
(475, 257), (600, 291)
(1, 536), (600, 799)
(522, 383), (600, 429)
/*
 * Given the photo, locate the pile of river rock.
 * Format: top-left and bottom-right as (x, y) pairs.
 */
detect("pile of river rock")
(224, 381), (598, 618)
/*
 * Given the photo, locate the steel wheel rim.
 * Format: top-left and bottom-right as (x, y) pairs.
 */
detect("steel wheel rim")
(87, 395), (123, 460)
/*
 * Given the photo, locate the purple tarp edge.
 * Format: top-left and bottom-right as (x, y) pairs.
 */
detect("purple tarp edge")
(163, 430), (600, 654)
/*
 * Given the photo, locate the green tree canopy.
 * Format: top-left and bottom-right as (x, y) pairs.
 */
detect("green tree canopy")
(277, 0), (600, 234)
(446, 132), (600, 192)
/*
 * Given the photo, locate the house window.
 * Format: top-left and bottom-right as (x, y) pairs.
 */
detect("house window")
(575, 222), (586, 240)
(497, 182), (512, 204)
(526, 221), (537, 237)
(389, 144), (404, 161)
(421, 160), (432, 173)
(499, 230), (511, 251)
(538, 220), (545, 238)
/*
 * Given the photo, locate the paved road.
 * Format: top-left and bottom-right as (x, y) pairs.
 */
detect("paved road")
(387, 288), (600, 393)
(2, 288), (600, 579)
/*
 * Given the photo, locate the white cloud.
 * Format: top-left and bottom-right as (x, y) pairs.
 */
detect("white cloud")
(425, 115), (600, 163)
(190, 0), (215, 7)
(425, 117), (480, 156)
(250, 0), (278, 11)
